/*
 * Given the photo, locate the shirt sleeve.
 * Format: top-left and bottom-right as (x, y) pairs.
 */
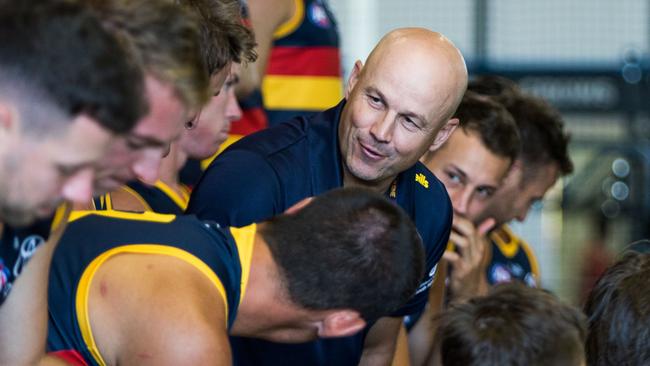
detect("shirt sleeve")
(186, 149), (283, 227)
(391, 177), (453, 317)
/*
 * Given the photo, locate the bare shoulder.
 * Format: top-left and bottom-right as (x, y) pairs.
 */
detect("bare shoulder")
(88, 253), (229, 365)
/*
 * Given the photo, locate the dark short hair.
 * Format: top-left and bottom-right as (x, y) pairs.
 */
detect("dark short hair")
(454, 91), (520, 163)
(433, 283), (586, 366)
(468, 75), (522, 106)
(260, 187), (424, 321)
(175, 0), (257, 76)
(469, 75), (574, 180)
(0, 0), (146, 134)
(584, 251), (650, 366)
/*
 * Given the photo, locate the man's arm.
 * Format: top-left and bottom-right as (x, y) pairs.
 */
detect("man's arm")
(0, 209), (69, 366)
(406, 261), (448, 366)
(236, 0), (294, 99)
(390, 324), (411, 366)
(0, 239), (55, 366)
(359, 317), (403, 366)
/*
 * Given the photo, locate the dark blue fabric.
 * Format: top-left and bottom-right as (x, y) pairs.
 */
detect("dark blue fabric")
(46, 213), (242, 365)
(188, 100), (453, 365)
(126, 180), (184, 215)
(487, 236), (537, 288)
(0, 216), (53, 305)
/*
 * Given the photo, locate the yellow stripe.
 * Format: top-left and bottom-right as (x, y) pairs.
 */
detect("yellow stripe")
(490, 225), (520, 258)
(76, 244), (231, 366)
(104, 194), (112, 210)
(230, 224), (256, 304)
(262, 75), (342, 110)
(200, 135), (243, 170)
(153, 181), (189, 211)
(519, 239), (541, 282)
(50, 202), (71, 234)
(273, 0), (304, 39)
(445, 240), (455, 252)
(68, 210), (176, 224)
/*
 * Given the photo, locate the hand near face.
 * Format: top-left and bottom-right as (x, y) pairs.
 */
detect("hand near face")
(443, 215), (495, 303)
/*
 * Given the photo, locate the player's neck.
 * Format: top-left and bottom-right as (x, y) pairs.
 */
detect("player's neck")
(159, 142), (183, 195)
(232, 232), (287, 337)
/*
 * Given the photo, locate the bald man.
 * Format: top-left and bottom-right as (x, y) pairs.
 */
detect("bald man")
(187, 28), (467, 365)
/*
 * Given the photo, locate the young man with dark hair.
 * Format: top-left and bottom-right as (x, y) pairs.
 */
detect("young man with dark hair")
(584, 250), (650, 366)
(406, 92), (520, 365)
(430, 284), (586, 366)
(442, 76), (574, 302)
(187, 27), (467, 365)
(46, 187), (424, 365)
(0, 1), (146, 364)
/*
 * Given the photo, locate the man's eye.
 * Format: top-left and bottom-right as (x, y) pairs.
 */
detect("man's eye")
(126, 139), (146, 150)
(476, 187), (494, 199)
(367, 95), (382, 106)
(446, 172), (461, 184)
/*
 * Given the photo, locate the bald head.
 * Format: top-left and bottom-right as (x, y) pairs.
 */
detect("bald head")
(361, 28), (467, 122)
(339, 28), (468, 190)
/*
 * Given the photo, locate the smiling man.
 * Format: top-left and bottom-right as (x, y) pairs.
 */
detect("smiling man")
(187, 28), (467, 365)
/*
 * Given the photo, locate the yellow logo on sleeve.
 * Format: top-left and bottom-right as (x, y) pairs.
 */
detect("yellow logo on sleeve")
(415, 173), (429, 188)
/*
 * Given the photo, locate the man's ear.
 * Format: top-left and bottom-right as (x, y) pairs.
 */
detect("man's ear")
(318, 310), (366, 338)
(0, 103), (15, 143)
(284, 197), (313, 215)
(0, 103), (14, 130)
(344, 60), (363, 99)
(428, 118), (459, 152)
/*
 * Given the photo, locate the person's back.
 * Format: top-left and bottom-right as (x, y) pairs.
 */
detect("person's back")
(47, 187), (425, 365)
(431, 283), (587, 366)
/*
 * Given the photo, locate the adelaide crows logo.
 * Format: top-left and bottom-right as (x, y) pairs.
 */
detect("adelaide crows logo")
(309, 1), (331, 28)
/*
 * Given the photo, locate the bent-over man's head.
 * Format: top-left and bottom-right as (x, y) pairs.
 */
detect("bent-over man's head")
(238, 187), (425, 342)
(0, 1), (145, 225)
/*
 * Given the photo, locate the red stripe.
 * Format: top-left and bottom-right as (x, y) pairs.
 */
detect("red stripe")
(266, 47), (341, 77)
(49, 350), (89, 366)
(231, 107), (268, 135)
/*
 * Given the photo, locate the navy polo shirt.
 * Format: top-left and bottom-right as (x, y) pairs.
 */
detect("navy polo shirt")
(187, 100), (452, 365)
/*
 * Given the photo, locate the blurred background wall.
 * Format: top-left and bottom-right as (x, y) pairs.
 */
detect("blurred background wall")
(328, 0), (650, 305)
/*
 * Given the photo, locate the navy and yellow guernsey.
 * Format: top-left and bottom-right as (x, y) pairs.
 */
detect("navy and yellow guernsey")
(0, 204), (69, 306)
(93, 180), (190, 215)
(233, 0), (342, 137)
(46, 210), (255, 366)
(187, 100), (452, 366)
(487, 225), (540, 287)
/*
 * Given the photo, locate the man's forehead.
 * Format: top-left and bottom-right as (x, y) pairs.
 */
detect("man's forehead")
(361, 63), (453, 125)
